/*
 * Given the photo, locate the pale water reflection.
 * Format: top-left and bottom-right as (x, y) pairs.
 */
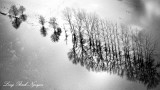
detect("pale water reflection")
(0, 0), (160, 90)
(0, 14), (159, 90)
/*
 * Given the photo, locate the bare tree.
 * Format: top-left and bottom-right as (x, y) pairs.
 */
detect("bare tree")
(63, 8), (160, 89)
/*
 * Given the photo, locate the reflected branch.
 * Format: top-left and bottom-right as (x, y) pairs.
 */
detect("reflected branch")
(63, 8), (160, 89)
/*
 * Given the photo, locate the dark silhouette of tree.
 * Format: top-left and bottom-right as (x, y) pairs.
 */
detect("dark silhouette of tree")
(63, 8), (160, 90)
(12, 17), (22, 29)
(39, 16), (47, 37)
(19, 6), (27, 21)
(1, 5), (62, 41)
(40, 26), (47, 37)
(49, 17), (57, 30)
(7, 5), (27, 29)
(38, 16), (62, 39)
(49, 17), (62, 42)
(9, 5), (21, 29)
(39, 16), (45, 26)
(9, 5), (19, 17)
(51, 27), (62, 42)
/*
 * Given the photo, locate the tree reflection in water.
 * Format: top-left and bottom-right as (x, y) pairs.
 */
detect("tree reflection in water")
(8, 5), (27, 29)
(39, 16), (62, 42)
(64, 8), (160, 90)
(39, 16), (47, 37)
(1, 5), (160, 90)
(49, 17), (62, 42)
(1, 5), (62, 42)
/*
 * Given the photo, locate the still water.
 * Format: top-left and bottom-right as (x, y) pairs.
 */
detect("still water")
(0, 0), (160, 90)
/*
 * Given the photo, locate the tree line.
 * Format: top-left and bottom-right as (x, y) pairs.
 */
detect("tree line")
(0, 5), (62, 42)
(1, 5), (160, 90)
(63, 8), (160, 89)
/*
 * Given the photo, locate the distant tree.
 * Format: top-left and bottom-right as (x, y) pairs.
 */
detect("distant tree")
(39, 16), (47, 37)
(39, 16), (45, 26)
(19, 6), (27, 21)
(7, 5), (27, 29)
(9, 5), (19, 17)
(40, 26), (47, 37)
(49, 17), (57, 30)
(51, 27), (62, 42)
